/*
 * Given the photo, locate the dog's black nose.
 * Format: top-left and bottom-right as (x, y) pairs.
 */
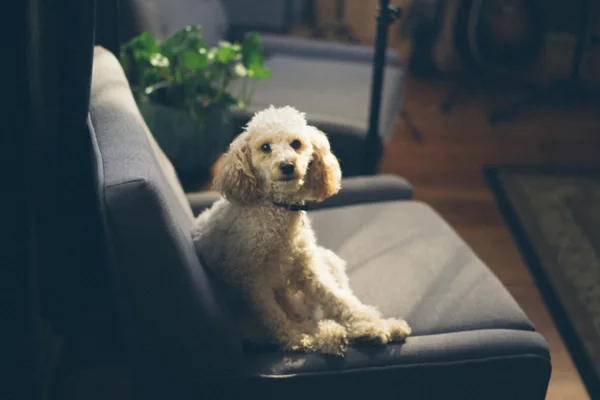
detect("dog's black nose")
(279, 162), (295, 175)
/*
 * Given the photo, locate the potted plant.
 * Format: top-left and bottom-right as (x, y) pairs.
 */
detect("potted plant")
(119, 25), (271, 189)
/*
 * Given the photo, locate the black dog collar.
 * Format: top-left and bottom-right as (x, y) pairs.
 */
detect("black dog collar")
(272, 201), (309, 211)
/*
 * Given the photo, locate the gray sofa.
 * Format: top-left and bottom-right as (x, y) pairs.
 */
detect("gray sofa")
(111, 0), (405, 176)
(88, 44), (551, 399)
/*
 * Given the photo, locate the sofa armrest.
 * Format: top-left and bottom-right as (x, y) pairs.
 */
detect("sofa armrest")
(187, 175), (413, 215)
(187, 191), (222, 216)
(308, 174), (413, 211)
(258, 34), (402, 66)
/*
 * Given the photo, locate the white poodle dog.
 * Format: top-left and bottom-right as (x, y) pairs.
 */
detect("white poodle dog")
(192, 106), (410, 355)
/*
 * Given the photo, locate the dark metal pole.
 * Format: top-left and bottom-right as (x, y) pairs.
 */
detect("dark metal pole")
(365, 0), (401, 175)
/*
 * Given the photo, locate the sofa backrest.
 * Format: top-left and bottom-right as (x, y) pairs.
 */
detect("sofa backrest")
(89, 46), (242, 397)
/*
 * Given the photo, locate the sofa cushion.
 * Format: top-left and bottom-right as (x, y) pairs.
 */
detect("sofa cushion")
(235, 201), (551, 399)
(231, 54), (404, 175)
(311, 201), (533, 333)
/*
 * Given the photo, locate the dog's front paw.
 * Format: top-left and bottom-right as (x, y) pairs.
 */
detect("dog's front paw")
(313, 320), (348, 356)
(347, 317), (390, 346)
(384, 318), (411, 342)
(283, 332), (315, 353)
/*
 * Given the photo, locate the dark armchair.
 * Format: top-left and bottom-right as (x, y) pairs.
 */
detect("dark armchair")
(85, 44), (551, 400)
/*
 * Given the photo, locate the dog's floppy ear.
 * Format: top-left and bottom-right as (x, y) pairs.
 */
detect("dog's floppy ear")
(303, 126), (342, 202)
(213, 132), (259, 204)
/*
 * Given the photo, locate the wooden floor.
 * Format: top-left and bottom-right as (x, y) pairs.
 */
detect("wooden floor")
(381, 70), (600, 399)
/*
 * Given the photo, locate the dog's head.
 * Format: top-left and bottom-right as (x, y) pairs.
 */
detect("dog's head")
(214, 106), (342, 205)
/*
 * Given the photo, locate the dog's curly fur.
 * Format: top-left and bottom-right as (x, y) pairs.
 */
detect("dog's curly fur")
(192, 106), (410, 355)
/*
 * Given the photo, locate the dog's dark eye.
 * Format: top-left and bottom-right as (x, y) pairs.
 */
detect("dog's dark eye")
(290, 139), (302, 150)
(260, 143), (271, 153)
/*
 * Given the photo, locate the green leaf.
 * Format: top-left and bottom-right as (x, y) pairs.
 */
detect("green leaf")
(160, 25), (206, 60)
(252, 66), (272, 80)
(241, 33), (270, 81)
(182, 50), (209, 72)
(122, 31), (159, 54)
(215, 41), (241, 64)
(241, 33), (265, 71)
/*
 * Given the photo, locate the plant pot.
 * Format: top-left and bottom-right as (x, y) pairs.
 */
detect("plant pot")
(138, 99), (236, 190)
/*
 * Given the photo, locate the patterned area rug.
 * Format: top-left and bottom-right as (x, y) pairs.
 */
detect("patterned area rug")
(485, 167), (600, 398)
